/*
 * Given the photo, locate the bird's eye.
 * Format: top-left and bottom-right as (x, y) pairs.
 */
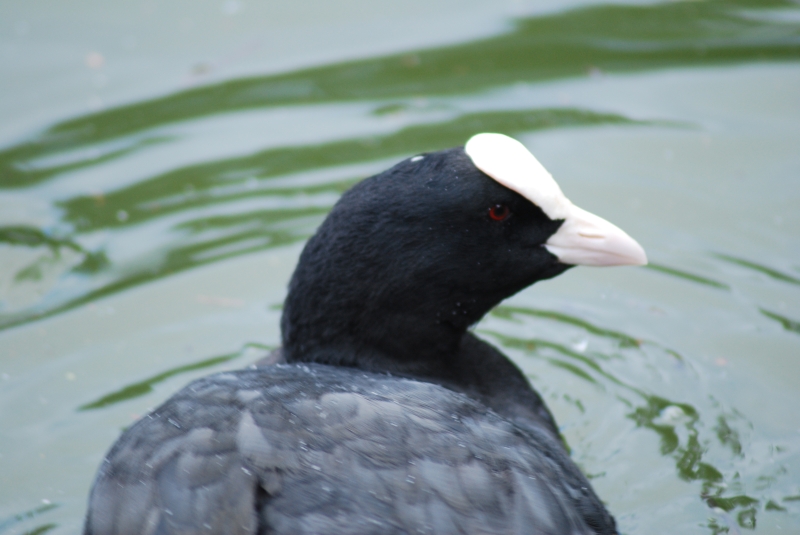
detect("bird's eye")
(488, 204), (511, 221)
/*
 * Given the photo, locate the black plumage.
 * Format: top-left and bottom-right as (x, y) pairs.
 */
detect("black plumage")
(85, 142), (629, 534)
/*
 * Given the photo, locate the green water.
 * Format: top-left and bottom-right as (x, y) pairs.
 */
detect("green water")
(1, 0), (799, 533)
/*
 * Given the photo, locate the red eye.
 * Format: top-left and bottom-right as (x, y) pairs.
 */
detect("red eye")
(488, 204), (511, 221)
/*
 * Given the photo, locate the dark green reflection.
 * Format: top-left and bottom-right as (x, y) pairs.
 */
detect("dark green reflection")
(1, 0), (798, 186)
(706, 495), (759, 512)
(1, 135), (171, 189)
(58, 107), (640, 232)
(0, 226), (109, 280)
(483, 331), (603, 385)
(715, 253), (800, 286)
(0, 503), (58, 534)
(630, 396), (698, 456)
(631, 401), (762, 529)
(79, 343), (272, 410)
(645, 263), (730, 290)
(760, 309), (800, 334)
(715, 416), (743, 456)
(21, 525), (57, 535)
(480, 329), (652, 394)
(765, 499), (787, 511)
(0, 226), (83, 252)
(483, 316), (763, 529)
(491, 305), (643, 347)
(0, 202), (329, 330)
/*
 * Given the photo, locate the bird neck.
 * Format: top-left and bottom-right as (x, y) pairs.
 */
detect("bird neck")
(278, 242), (560, 435)
(281, 294), (480, 376)
(280, 311), (560, 437)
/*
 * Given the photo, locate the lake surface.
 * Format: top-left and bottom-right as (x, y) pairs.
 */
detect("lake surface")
(1, 0), (799, 533)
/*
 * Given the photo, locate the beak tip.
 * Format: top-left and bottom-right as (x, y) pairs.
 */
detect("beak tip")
(613, 239), (647, 267)
(629, 245), (648, 267)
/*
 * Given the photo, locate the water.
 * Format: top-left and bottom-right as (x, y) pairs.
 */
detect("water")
(1, 0), (799, 533)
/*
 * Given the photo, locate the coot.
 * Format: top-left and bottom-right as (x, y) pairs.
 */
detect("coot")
(85, 133), (646, 535)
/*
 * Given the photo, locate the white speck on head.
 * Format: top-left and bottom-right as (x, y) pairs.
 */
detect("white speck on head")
(410, 155), (424, 162)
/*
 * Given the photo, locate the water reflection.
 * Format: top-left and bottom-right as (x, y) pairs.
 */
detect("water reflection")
(1, 0), (799, 533)
(482, 306), (774, 531)
(645, 263), (730, 290)
(759, 309), (800, 335)
(20, 525), (56, 535)
(0, 503), (58, 535)
(0, 0), (796, 171)
(715, 253), (800, 286)
(79, 342), (272, 410)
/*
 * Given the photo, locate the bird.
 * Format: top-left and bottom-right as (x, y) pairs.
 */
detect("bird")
(84, 133), (646, 535)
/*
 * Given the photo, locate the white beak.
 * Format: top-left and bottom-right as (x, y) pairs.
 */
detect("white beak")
(543, 203), (647, 267)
